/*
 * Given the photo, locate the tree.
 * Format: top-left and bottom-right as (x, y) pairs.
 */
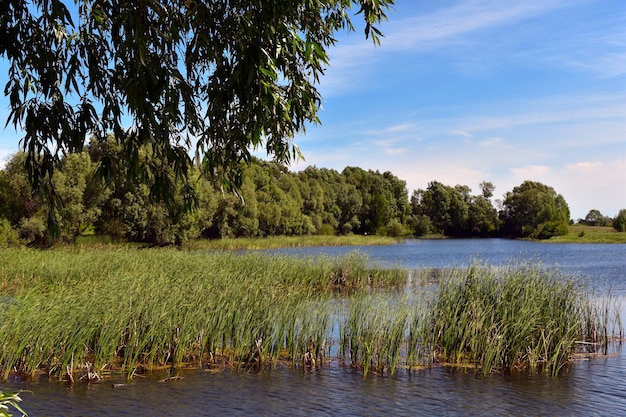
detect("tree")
(414, 181), (469, 236)
(1, 0), (394, 220)
(614, 209), (626, 232)
(583, 209), (610, 226)
(499, 181), (570, 239)
(0, 151), (105, 245)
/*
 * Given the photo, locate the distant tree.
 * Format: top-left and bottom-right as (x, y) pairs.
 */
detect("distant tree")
(614, 209), (626, 232)
(467, 194), (499, 236)
(342, 167), (409, 235)
(584, 209), (604, 226)
(0, 151), (104, 245)
(0, 218), (21, 247)
(499, 181), (570, 239)
(582, 209), (612, 227)
(88, 138), (207, 245)
(414, 181), (469, 236)
(0, 153), (41, 226)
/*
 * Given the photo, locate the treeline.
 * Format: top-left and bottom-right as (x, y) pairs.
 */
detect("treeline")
(1, 142), (622, 247)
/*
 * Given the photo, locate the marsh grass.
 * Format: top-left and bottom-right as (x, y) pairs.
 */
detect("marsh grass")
(183, 235), (400, 250)
(0, 249), (619, 380)
(0, 248), (403, 379)
(425, 263), (618, 375)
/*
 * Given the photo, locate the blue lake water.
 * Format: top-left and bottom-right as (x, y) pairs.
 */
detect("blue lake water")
(3, 239), (626, 416)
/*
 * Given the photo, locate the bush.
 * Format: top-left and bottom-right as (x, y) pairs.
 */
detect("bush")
(0, 218), (22, 248)
(384, 219), (406, 237)
(317, 224), (336, 236)
(19, 217), (47, 247)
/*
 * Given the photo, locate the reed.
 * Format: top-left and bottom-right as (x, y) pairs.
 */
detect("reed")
(183, 235), (400, 250)
(339, 294), (414, 376)
(424, 262), (616, 375)
(0, 248), (403, 379)
(0, 248), (618, 380)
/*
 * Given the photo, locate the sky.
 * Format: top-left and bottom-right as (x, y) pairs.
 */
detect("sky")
(1, 0), (625, 221)
(291, 0), (626, 221)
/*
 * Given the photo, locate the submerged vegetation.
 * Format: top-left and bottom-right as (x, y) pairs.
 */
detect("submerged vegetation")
(0, 249), (620, 381)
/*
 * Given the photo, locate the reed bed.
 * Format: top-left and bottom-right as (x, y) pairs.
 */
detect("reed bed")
(0, 248), (404, 379)
(182, 235), (400, 251)
(425, 263), (617, 375)
(0, 248), (619, 380)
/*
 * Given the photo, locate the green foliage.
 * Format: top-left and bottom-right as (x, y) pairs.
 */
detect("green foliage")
(499, 181), (570, 239)
(410, 181), (498, 237)
(0, 152), (108, 246)
(343, 167), (409, 234)
(0, 149), (583, 244)
(614, 209), (626, 232)
(1, 0), (394, 221)
(0, 390), (27, 417)
(580, 209), (612, 227)
(0, 219), (21, 248)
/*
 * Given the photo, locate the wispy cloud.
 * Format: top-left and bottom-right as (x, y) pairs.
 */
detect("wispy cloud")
(382, 0), (569, 51)
(322, 0), (573, 94)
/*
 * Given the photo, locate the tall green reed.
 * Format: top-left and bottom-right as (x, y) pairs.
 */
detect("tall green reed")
(0, 249), (619, 379)
(425, 262), (616, 375)
(0, 248), (403, 379)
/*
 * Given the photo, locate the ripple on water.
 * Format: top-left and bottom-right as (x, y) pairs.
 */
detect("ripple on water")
(3, 359), (626, 417)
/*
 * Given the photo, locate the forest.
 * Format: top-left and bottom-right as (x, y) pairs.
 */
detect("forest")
(3, 139), (619, 248)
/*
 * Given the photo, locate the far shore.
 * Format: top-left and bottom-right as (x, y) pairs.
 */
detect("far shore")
(69, 225), (625, 250)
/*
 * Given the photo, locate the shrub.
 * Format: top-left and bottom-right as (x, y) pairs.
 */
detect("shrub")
(0, 218), (22, 248)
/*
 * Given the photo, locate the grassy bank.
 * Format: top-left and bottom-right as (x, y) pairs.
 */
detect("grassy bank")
(73, 234), (401, 250)
(547, 225), (626, 243)
(0, 248), (618, 380)
(184, 235), (401, 250)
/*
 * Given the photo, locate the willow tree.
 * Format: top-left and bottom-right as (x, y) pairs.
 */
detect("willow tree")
(1, 0), (394, 216)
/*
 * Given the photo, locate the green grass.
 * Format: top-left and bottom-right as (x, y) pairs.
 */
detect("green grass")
(182, 235), (401, 250)
(0, 248), (618, 380)
(546, 225), (626, 243)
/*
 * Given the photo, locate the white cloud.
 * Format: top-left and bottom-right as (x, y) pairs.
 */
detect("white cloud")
(383, 0), (568, 51)
(478, 137), (505, 147)
(510, 165), (550, 180)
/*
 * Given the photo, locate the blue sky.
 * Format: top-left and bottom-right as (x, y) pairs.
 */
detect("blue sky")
(1, 0), (625, 220)
(292, 0), (626, 220)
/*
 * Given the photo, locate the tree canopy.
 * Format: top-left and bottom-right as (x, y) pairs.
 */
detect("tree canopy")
(499, 180), (570, 239)
(1, 0), (394, 206)
(1, 148), (585, 246)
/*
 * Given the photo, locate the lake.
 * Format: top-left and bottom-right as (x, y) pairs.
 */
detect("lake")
(3, 239), (626, 416)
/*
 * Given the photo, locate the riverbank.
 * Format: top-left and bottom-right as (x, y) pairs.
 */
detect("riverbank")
(546, 225), (626, 244)
(71, 226), (626, 251)
(73, 234), (401, 250)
